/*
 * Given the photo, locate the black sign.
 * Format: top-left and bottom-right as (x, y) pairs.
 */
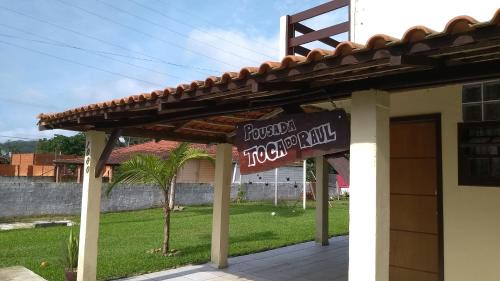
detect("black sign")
(235, 110), (350, 174)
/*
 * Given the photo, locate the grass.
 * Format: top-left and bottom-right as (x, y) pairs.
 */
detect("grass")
(0, 200), (349, 281)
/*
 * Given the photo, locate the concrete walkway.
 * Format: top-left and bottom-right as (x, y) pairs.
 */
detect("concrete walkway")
(0, 266), (46, 281)
(119, 236), (348, 281)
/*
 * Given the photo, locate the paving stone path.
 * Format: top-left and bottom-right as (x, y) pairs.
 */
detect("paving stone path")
(119, 236), (348, 281)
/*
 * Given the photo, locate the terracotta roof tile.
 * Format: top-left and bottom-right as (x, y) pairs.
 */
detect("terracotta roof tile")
(239, 67), (258, 79)
(37, 9), (500, 123)
(492, 9), (500, 25)
(401, 26), (436, 43)
(366, 34), (398, 49)
(258, 61), (281, 74)
(444, 15), (478, 34)
(280, 55), (306, 68)
(306, 49), (335, 62)
(333, 41), (363, 56)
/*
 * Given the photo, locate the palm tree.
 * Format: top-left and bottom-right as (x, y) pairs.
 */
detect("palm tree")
(107, 142), (213, 255)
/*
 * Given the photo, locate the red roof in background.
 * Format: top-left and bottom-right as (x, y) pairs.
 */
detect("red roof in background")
(54, 140), (238, 165)
(336, 175), (349, 188)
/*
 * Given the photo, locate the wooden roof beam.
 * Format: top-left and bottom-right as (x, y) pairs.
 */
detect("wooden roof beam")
(104, 109), (158, 120)
(226, 108), (284, 140)
(176, 127), (229, 135)
(118, 128), (227, 144)
(252, 81), (310, 93)
(191, 120), (236, 129)
(159, 100), (216, 112)
(78, 116), (104, 124)
(389, 55), (441, 67)
(95, 128), (122, 178)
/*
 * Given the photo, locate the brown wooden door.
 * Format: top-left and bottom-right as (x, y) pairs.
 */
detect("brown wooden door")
(390, 115), (443, 281)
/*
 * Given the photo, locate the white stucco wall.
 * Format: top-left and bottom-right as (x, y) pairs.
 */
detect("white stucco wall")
(390, 85), (500, 281)
(350, 0), (499, 44)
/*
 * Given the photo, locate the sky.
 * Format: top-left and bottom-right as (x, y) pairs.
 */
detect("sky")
(0, 0), (348, 143)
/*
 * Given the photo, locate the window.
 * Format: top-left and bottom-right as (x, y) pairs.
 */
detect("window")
(458, 122), (500, 186)
(459, 81), (500, 186)
(462, 81), (500, 122)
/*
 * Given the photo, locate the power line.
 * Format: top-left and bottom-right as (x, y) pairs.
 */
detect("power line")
(0, 6), (220, 75)
(53, 0), (242, 69)
(0, 32), (184, 81)
(0, 39), (163, 87)
(147, 0), (279, 58)
(0, 23), (157, 63)
(97, 0), (264, 65)
(0, 96), (60, 110)
(0, 135), (44, 140)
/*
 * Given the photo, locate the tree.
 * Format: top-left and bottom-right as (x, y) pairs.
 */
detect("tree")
(107, 143), (213, 255)
(0, 140), (38, 154)
(37, 133), (86, 155)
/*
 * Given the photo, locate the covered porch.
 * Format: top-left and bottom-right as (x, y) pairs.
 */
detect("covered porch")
(118, 236), (348, 281)
(37, 9), (500, 281)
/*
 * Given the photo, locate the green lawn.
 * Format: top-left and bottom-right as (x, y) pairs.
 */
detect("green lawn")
(0, 201), (349, 281)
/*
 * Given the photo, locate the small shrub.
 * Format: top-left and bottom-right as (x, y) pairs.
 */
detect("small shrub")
(61, 228), (78, 270)
(235, 184), (246, 204)
(341, 191), (350, 200)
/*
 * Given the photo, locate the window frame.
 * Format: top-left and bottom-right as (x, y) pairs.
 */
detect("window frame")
(462, 81), (500, 122)
(458, 121), (500, 187)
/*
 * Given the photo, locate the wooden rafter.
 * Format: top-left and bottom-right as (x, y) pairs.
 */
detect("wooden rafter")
(95, 128), (122, 178)
(226, 108), (284, 139)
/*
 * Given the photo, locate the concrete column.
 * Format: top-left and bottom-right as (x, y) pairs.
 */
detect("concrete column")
(211, 143), (232, 268)
(315, 156), (329, 246)
(302, 160), (307, 209)
(77, 131), (105, 281)
(348, 90), (390, 281)
(279, 15), (290, 59)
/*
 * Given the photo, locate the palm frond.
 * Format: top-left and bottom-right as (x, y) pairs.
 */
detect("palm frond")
(106, 142), (214, 196)
(107, 154), (171, 195)
(179, 148), (214, 168)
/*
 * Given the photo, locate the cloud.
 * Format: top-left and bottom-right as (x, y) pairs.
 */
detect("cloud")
(69, 78), (156, 105)
(186, 28), (280, 72)
(0, 127), (75, 143)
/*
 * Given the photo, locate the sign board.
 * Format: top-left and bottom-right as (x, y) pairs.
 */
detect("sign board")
(235, 110), (350, 174)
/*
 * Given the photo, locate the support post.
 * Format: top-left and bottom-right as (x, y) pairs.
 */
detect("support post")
(211, 143), (232, 269)
(231, 163), (237, 183)
(55, 165), (60, 183)
(76, 166), (82, 183)
(303, 160), (307, 210)
(315, 156), (329, 245)
(77, 131), (106, 281)
(348, 90), (390, 281)
(274, 168), (278, 206)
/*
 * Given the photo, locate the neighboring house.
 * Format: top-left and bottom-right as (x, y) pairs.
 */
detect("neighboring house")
(0, 153), (73, 177)
(54, 140), (311, 185)
(53, 140), (234, 183)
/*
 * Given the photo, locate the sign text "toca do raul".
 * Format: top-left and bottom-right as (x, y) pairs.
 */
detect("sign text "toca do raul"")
(235, 110), (350, 174)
